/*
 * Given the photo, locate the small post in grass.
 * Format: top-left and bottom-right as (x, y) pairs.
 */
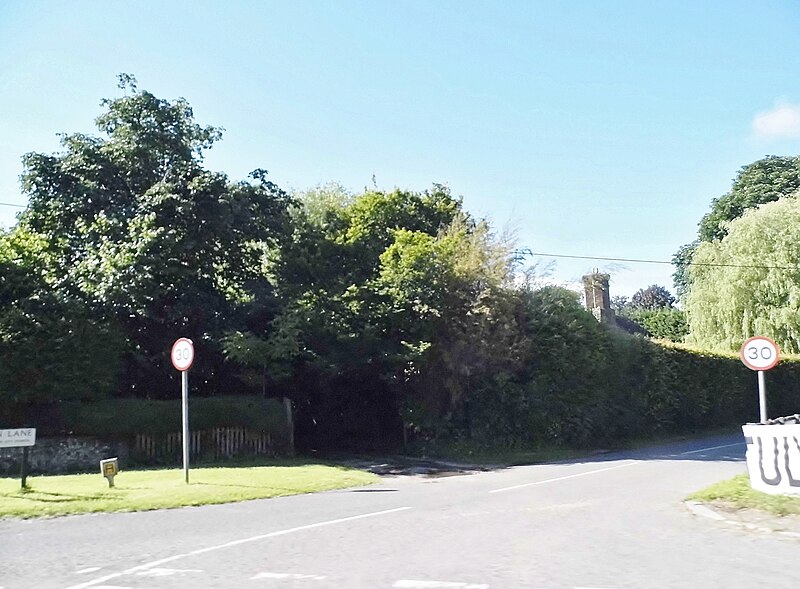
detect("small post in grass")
(21, 446), (29, 489)
(100, 457), (119, 488)
(0, 428), (36, 490)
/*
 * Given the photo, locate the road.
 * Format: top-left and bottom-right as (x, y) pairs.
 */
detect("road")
(1, 434), (797, 589)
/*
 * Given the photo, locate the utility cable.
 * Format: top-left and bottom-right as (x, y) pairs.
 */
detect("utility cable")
(517, 250), (800, 271)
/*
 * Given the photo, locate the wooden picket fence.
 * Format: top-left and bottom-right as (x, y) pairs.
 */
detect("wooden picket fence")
(134, 427), (279, 463)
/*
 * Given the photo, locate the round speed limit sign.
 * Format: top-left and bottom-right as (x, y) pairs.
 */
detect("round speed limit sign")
(740, 336), (780, 371)
(171, 338), (195, 372)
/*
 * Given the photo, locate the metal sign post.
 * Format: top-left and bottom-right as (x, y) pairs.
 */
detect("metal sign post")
(181, 369), (189, 484)
(757, 370), (768, 425)
(0, 428), (36, 489)
(740, 336), (780, 424)
(171, 338), (195, 484)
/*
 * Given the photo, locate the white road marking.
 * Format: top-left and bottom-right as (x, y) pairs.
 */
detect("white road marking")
(489, 462), (636, 493)
(75, 568), (102, 575)
(252, 572), (327, 580)
(394, 581), (488, 588)
(490, 441), (743, 494)
(680, 442), (742, 455)
(135, 567), (202, 577)
(64, 506), (411, 589)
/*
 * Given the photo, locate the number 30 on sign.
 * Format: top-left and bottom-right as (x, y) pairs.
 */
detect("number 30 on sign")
(171, 338), (195, 372)
(740, 336), (780, 371)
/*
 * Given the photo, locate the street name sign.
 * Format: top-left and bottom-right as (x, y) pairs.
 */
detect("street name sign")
(0, 428), (36, 448)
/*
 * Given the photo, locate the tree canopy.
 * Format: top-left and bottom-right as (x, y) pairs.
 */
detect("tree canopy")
(7, 74), (293, 396)
(698, 156), (800, 242)
(673, 155), (800, 297)
(3, 74), (754, 454)
(684, 196), (800, 353)
(630, 285), (676, 310)
(614, 285), (686, 343)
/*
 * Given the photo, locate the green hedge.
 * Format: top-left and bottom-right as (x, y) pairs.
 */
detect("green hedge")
(624, 308), (689, 342)
(462, 299), (800, 449)
(2, 396), (288, 438)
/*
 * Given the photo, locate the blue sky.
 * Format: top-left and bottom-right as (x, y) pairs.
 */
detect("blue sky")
(2, 1), (799, 297)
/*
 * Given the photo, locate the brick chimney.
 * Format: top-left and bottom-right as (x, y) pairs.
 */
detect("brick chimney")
(582, 269), (616, 325)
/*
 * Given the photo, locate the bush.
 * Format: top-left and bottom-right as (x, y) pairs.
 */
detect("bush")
(460, 297), (800, 449)
(626, 308), (689, 342)
(1, 396), (289, 438)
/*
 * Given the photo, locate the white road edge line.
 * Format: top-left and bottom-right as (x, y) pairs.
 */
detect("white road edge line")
(75, 568), (102, 575)
(680, 442), (742, 455)
(489, 462), (637, 494)
(63, 506), (412, 589)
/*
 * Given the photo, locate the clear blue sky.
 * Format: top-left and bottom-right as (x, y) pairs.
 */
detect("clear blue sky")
(2, 1), (799, 296)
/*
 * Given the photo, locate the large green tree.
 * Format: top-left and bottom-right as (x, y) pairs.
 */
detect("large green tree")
(684, 196), (800, 353)
(14, 75), (293, 395)
(615, 284), (687, 343)
(0, 229), (123, 405)
(373, 216), (522, 439)
(673, 155), (800, 296)
(224, 182), (523, 449)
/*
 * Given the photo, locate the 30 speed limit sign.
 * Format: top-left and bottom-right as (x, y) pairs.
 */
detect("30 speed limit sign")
(739, 336), (780, 371)
(171, 338), (195, 372)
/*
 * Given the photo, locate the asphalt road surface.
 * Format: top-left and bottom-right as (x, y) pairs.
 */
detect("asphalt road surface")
(1, 434), (797, 589)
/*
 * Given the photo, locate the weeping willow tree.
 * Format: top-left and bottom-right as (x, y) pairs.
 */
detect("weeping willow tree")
(685, 195), (800, 353)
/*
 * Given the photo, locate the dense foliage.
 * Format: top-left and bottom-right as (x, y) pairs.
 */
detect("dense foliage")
(673, 155), (800, 297)
(624, 309), (689, 343)
(3, 78), (788, 456)
(614, 285), (687, 343)
(3, 75), (292, 398)
(630, 285), (676, 310)
(0, 396), (287, 437)
(685, 197), (800, 353)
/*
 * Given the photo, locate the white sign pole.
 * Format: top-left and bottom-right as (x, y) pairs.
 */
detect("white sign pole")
(182, 369), (190, 484)
(757, 370), (767, 424)
(739, 336), (780, 424)
(171, 338), (195, 485)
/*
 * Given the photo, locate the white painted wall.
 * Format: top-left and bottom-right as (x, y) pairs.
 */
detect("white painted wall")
(742, 423), (800, 496)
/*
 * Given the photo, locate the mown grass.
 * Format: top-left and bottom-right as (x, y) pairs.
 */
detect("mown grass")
(0, 464), (378, 519)
(688, 473), (800, 516)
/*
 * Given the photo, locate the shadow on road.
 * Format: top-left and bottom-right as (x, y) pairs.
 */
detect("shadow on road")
(331, 434), (746, 477)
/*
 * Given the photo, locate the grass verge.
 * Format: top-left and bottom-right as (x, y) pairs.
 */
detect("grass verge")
(0, 463), (378, 519)
(688, 474), (800, 516)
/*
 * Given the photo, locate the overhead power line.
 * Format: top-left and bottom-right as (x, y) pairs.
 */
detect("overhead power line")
(518, 250), (800, 271)
(0, 202), (25, 208)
